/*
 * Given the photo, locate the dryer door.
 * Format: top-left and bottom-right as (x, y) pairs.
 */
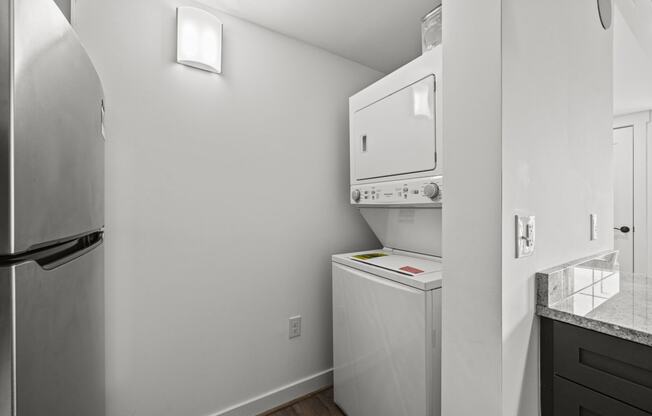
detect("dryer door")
(352, 75), (436, 181)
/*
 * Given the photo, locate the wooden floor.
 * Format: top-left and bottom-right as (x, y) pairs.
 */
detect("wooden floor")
(262, 387), (344, 416)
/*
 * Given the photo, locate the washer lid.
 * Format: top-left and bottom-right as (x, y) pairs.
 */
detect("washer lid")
(332, 250), (442, 291)
(350, 251), (441, 276)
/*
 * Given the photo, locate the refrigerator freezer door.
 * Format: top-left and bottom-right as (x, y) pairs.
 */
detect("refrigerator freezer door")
(0, 241), (104, 416)
(0, 0), (104, 255)
(0, 263), (11, 415)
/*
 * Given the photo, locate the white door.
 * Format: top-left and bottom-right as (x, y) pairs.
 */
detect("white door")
(613, 126), (634, 274)
(351, 76), (436, 181)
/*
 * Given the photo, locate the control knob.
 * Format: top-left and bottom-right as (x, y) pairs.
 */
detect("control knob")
(351, 189), (361, 202)
(423, 183), (440, 199)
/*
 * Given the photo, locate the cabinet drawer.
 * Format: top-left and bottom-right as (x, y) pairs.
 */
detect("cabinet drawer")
(552, 321), (652, 413)
(554, 376), (651, 416)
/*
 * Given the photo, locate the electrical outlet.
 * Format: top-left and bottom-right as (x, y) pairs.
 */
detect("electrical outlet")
(590, 214), (598, 240)
(289, 316), (301, 339)
(515, 215), (535, 258)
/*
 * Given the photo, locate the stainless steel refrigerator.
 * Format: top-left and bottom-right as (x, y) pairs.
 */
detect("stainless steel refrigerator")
(0, 0), (105, 415)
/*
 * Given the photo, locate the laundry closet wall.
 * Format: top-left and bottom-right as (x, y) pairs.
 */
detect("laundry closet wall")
(500, 1), (613, 414)
(442, 0), (613, 415)
(74, 1), (382, 415)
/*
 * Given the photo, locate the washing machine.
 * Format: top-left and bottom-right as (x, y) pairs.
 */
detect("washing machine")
(333, 46), (444, 416)
(332, 250), (441, 416)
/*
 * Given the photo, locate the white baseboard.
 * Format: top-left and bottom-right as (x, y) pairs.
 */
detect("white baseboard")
(210, 368), (333, 416)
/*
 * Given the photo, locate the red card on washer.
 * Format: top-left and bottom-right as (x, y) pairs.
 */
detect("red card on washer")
(400, 266), (424, 274)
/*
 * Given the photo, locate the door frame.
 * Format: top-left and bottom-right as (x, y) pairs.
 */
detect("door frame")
(613, 111), (651, 274)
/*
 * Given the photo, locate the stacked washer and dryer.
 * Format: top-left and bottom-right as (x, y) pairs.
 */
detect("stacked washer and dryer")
(332, 46), (443, 416)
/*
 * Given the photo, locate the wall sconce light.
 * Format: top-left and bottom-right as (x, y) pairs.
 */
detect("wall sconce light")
(176, 7), (222, 74)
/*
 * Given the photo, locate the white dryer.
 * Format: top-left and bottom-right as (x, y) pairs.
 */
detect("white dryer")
(332, 250), (442, 416)
(349, 47), (442, 186)
(348, 46), (443, 259)
(333, 46), (444, 416)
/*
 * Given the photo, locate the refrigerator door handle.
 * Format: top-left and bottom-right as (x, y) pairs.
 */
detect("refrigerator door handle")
(0, 232), (104, 270)
(37, 233), (103, 270)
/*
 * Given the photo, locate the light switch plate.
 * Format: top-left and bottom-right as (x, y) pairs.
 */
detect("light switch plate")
(590, 214), (598, 240)
(515, 215), (535, 258)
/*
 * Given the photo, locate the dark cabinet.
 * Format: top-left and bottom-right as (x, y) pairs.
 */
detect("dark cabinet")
(554, 376), (649, 416)
(541, 318), (652, 416)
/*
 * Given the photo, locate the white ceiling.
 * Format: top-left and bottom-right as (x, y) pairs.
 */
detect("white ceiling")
(199, 0), (652, 114)
(201, 0), (441, 73)
(614, 0), (652, 115)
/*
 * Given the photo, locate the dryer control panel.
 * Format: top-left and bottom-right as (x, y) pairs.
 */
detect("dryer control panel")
(350, 176), (442, 206)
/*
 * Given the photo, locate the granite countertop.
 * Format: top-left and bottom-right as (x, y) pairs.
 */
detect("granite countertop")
(536, 250), (652, 346)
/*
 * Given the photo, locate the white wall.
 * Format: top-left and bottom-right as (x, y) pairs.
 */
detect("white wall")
(74, 1), (382, 415)
(613, 5), (652, 116)
(441, 1), (503, 415)
(501, 1), (613, 415)
(443, 1), (613, 415)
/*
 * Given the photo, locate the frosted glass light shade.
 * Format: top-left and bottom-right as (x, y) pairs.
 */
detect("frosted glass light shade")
(176, 7), (222, 74)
